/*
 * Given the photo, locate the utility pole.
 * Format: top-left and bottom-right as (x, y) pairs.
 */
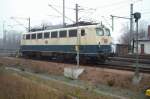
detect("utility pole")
(111, 15), (114, 31)
(75, 4), (80, 68)
(76, 4), (78, 24)
(28, 17), (30, 32)
(2, 21), (6, 50)
(111, 4), (134, 53)
(130, 4), (134, 53)
(63, 0), (65, 26)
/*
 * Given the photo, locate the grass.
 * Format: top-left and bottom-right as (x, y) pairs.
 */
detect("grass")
(0, 67), (118, 99)
(0, 69), (70, 99)
(19, 70), (117, 99)
(107, 78), (115, 87)
(0, 57), (149, 98)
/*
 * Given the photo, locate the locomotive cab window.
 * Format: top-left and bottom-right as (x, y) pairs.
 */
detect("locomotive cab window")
(59, 30), (67, 38)
(69, 29), (77, 37)
(31, 33), (36, 39)
(51, 31), (58, 38)
(105, 29), (110, 36)
(81, 29), (85, 36)
(37, 33), (43, 39)
(26, 34), (30, 40)
(44, 32), (50, 38)
(96, 28), (104, 36)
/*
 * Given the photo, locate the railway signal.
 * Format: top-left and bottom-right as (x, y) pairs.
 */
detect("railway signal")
(133, 12), (141, 84)
(134, 12), (141, 76)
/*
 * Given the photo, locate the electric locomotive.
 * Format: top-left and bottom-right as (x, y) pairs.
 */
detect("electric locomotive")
(20, 22), (112, 63)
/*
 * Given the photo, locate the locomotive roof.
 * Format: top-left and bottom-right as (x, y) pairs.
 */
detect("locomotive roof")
(30, 21), (98, 32)
(25, 25), (104, 34)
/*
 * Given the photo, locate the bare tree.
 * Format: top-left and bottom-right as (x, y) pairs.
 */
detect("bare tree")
(0, 30), (21, 51)
(119, 20), (148, 44)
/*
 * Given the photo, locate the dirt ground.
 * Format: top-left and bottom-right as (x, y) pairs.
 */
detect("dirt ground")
(0, 57), (150, 93)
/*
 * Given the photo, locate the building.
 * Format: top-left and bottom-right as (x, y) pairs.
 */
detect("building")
(115, 44), (129, 56)
(133, 25), (150, 54)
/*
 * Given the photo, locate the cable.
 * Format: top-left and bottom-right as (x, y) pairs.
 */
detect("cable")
(10, 19), (28, 30)
(101, 16), (112, 28)
(48, 4), (75, 23)
(95, 0), (129, 9)
(78, 1), (130, 21)
(95, 0), (142, 10)
(47, 15), (62, 18)
(141, 12), (150, 15)
(48, 4), (74, 10)
(78, 5), (96, 11)
(106, 5), (129, 15)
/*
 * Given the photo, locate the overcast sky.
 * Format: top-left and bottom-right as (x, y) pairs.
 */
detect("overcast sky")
(0, 0), (150, 42)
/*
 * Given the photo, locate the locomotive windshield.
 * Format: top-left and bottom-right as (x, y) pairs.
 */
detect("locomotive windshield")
(96, 28), (104, 36)
(104, 28), (110, 36)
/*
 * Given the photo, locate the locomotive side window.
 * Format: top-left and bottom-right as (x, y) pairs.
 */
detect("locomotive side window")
(23, 34), (26, 40)
(26, 34), (30, 40)
(96, 28), (104, 36)
(44, 32), (50, 38)
(51, 31), (58, 38)
(69, 29), (77, 37)
(31, 33), (36, 39)
(59, 30), (67, 38)
(81, 29), (85, 36)
(37, 33), (43, 39)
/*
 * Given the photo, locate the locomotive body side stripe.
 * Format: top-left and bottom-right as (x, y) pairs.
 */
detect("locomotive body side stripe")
(20, 45), (112, 54)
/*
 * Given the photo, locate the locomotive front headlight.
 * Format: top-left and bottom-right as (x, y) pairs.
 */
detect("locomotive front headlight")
(102, 38), (108, 44)
(104, 39), (108, 44)
(98, 42), (101, 48)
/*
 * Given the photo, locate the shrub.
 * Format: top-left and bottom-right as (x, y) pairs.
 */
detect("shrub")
(107, 79), (115, 87)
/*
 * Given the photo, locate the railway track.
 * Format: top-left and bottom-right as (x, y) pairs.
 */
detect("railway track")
(99, 61), (150, 74)
(1, 56), (150, 74)
(109, 57), (150, 64)
(19, 56), (150, 74)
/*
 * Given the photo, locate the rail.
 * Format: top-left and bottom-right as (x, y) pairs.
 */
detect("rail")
(0, 49), (19, 57)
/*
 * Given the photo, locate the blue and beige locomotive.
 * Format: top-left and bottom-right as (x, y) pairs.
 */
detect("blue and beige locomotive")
(20, 22), (112, 63)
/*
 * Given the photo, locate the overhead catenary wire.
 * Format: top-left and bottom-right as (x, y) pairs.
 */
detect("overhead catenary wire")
(79, 0), (143, 16)
(78, 1), (131, 21)
(48, 0), (134, 25)
(95, 0), (142, 10)
(10, 18), (28, 30)
(50, 0), (128, 23)
(47, 4), (74, 10)
(48, 4), (75, 23)
(101, 16), (112, 28)
(47, 15), (62, 18)
(141, 12), (150, 15)
(95, 0), (129, 10)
